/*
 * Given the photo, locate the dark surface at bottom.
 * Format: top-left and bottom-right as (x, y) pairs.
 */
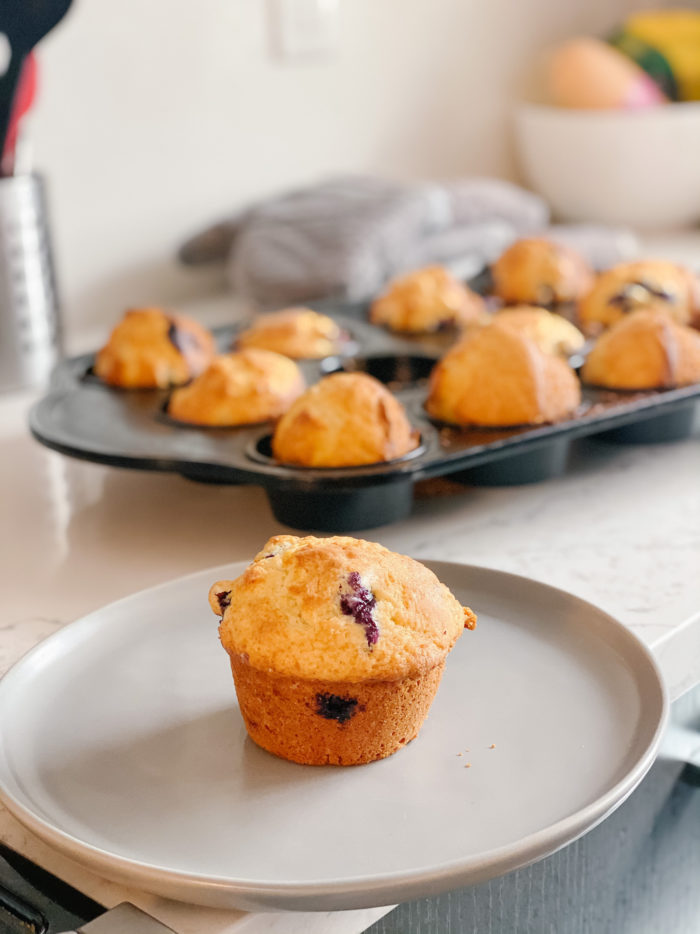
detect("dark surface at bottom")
(266, 480), (414, 531)
(453, 438), (570, 486)
(179, 468), (245, 485)
(596, 402), (698, 445)
(0, 843), (103, 932)
(367, 759), (697, 934)
(366, 687), (700, 934)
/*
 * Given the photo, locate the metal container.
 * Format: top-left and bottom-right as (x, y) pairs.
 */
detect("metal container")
(0, 173), (61, 392)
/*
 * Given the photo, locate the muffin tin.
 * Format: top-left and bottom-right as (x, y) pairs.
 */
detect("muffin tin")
(30, 303), (700, 531)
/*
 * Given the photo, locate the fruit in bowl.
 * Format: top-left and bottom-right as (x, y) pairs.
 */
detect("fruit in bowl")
(514, 101), (700, 228)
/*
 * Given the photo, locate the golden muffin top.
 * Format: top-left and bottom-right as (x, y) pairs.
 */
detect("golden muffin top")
(426, 322), (581, 427)
(167, 349), (305, 426)
(579, 260), (700, 334)
(370, 265), (486, 334)
(488, 306), (586, 357)
(94, 307), (216, 389)
(582, 308), (700, 390)
(210, 535), (476, 681)
(236, 308), (346, 359)
(491, 237), (593, 306)
(272, 372), (420, 467)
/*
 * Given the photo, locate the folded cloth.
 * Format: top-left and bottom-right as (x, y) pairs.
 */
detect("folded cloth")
(178, 175), (637, 308)
(543, 224), (639, 271)
(446, 176), (549, 230)
(228, 176), (433, 307)
(399, 220), (517, 279)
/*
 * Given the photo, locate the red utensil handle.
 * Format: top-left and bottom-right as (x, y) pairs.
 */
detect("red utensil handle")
(1, 53), (38, 175)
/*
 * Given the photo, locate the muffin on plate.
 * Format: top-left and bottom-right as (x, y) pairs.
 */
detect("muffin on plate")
(210, 535), (477, 766)
(94, 307), (216, 389)
(489, 306), (586, 357)
(272, 372), (420, 467)
(167, 349), (305, 426)
(578, 260), (700, 334)
(369, 265), (487, 334)
(582, 308), (700, 390)
(236, 307), (348, 359)
(426, 323), (581, 427)
(491, 237), (593, 307)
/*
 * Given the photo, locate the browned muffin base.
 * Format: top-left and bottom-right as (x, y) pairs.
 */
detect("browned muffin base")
(229, 653), (445, 766)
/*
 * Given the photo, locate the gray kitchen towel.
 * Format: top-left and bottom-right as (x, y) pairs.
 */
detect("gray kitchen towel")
(228, 176), (435, 307)
(178, 175), (637, 308)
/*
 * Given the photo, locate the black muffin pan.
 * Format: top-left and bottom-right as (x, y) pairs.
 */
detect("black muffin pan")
(30, 306), (700, 531)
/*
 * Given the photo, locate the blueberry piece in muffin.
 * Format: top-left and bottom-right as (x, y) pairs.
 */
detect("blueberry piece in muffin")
(339, 572), (380, 647)
(315, 693), (359, 724)
(579, 260), (700, 334)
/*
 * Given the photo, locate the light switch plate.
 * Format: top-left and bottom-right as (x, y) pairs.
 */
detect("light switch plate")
(269, 0), (340, 60)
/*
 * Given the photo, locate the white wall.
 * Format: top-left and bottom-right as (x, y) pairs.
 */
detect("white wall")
(31, 0), (645, 339)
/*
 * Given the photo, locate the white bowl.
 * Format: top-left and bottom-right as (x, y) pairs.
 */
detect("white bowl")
(515, 102), (700, 229)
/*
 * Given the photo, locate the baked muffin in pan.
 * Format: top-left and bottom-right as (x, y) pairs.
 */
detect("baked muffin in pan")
(236, 307), (349, 360)
(94, 307), (215, 389)
(491, 238), (593, 308)
(579, 260), (700, 334)
(426, 322), (581, 427)
(582, 308), (700, 390)
(370, 265), (487, 334)
(485, 306), (585, 357)
(272, 372), (420, 467)
(168, 349), (305, 426)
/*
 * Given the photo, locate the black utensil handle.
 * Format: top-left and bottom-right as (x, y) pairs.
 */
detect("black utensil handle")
(0, 50), (26, 167)
(0, 877), (49, 932)
(0, 843), (104, 931)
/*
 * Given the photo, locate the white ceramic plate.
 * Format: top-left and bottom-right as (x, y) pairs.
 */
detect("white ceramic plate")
(0, 562), (667, 911)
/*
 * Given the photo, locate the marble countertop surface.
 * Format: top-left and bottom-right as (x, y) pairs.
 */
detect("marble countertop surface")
(1, 378), (699, 931)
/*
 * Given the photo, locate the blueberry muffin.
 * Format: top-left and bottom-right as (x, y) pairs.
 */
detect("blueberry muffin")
(167, 349), (305, 426)
(426, 323), (581, 427)
(490, 306), (586, 357)
(94, 307), (216, 389)
(210, 535), (477, 766)
(579, 260), (700, 334)
(369, 265), (487, 334)
(491, 238), (593, 307)
(236, 307), (348, 359)
(272, 372), (420, 467)
(582, 308), (700, 390)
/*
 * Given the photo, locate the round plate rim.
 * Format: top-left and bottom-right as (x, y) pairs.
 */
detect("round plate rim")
(0, 561), (669, 910)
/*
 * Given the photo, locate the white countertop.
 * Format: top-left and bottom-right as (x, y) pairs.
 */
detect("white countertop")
(1, 379), (699, 931)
